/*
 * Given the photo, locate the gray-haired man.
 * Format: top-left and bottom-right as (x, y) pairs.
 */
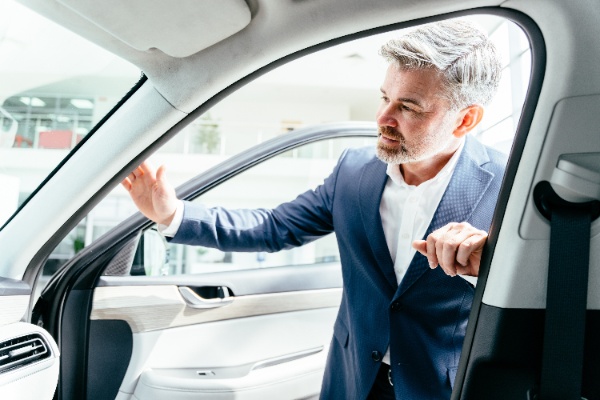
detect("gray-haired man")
(124, 19), (505, 399)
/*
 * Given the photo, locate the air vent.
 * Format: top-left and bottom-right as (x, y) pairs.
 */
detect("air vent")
(0, 333), (51, 374)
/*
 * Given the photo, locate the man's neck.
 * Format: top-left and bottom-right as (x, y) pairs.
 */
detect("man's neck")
(400, 142), (463, 186)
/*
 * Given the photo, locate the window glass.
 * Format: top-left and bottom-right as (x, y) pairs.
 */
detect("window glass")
(147, 136), (375, 276)
(0, 0), (140, 226)
(472, 17), (530, 151)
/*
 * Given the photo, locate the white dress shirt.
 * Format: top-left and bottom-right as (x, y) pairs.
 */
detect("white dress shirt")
(380, 140), (465, 285)
(380, 140), (469, 364)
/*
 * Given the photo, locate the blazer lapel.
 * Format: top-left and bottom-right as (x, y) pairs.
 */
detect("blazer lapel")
(358, 157), (398, 293)
(395, 137), (495, 298)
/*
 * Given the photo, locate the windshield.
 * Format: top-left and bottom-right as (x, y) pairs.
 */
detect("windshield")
(0, 0), (140, 226)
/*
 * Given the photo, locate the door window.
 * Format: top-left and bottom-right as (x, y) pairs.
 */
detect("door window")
(143, 136), (375, 276)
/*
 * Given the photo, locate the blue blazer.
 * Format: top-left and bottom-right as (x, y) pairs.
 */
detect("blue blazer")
(172, 135), (507, 399)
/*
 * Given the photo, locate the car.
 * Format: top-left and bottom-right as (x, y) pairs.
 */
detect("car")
(1, 0), (599, 399)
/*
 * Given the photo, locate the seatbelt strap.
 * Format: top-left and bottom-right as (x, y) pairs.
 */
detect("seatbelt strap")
(540, 206), (590, 399)
(533, 181), (600, 400)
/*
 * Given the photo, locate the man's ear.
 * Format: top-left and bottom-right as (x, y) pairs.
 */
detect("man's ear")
(452, 105), (484, 138)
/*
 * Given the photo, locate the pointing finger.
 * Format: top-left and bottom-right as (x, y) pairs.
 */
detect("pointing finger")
(412, 240), (427, 257)
(455, 231), (487, 268)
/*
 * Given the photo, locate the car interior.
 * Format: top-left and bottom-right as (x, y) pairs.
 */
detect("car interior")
(0, 0), (599, 399)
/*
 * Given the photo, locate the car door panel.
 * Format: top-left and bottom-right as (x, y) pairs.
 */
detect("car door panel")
(125, 310), (334, 400)
(92, 267), (342, 399)
(131, 353), (326, 400)
(91, 229), (344, 399)
(91, 285), (341, 332)
(92, 132), (368, 398)
(98, 262), (344, 297)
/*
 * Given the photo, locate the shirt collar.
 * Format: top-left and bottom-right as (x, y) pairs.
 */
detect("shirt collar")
(386, 138), (466, 188)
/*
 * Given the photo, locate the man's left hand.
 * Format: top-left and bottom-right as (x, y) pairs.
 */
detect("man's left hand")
(412, 222), (487, 277)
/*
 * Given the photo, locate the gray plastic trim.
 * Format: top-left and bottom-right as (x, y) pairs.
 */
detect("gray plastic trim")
(0, 278), (30, 296)
(97, 262), (342, 297)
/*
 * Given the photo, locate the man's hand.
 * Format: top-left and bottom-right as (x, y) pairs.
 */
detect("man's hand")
(412, 222), (487, 277)
(121, 161), (179, 226)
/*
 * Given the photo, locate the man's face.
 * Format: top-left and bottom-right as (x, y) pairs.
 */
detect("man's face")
(375, 64), (462, 165)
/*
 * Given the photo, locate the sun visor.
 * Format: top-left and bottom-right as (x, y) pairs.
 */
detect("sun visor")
(56, 0), (251, 58)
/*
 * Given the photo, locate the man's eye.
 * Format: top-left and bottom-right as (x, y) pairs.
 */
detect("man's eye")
(401, 105), (413, 112)
(381, 96), (389, 103)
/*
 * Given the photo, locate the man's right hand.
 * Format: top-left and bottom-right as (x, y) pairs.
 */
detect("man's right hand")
(121, 161), (179, 226)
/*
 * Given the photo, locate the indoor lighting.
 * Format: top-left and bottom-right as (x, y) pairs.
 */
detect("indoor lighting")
(70, 99), (94, 109)
(19, 97), (46, 107)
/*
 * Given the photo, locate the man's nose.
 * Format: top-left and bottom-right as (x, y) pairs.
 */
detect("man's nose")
(376, 106), (398, 127)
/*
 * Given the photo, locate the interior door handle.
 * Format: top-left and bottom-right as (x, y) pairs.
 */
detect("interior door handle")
(178, 286), (234, 309)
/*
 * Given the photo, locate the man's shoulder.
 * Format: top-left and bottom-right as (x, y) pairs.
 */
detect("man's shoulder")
(344, 145), (377, 157)
(465, 135), (508, 170)
(331, 145), (385, 186)
(339, 145), (379, 167)
(483, 145), (508, 169)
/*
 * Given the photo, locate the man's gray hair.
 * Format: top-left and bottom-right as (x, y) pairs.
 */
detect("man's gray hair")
(380, 19), (502, 110)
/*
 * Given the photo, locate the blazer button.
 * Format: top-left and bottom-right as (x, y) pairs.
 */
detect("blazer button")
(390, 301), (403, 312)
(371, 350), (382, 362)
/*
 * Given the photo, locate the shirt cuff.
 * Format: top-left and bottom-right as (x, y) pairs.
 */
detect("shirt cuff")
(158, 200), (184, 237)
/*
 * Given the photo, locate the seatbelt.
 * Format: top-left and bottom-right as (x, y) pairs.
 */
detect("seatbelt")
(532, 181), (600, 400)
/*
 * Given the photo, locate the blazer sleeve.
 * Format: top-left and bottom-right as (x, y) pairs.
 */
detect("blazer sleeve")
(170, 149), (349, 252)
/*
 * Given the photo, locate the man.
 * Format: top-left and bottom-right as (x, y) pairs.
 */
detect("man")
(123, 19), (505, 400)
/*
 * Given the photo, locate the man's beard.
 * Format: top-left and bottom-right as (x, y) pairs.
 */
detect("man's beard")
(375, 126), (415, 164)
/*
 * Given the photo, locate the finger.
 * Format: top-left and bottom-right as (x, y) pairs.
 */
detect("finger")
(154, 165), (173, 199)
(139, 161), (157, 178)
(455, 263), (475, 277)
(427, 227), (449, 270)
(440, 225), (485, 276)
(130, 166), (145, 179)
(412, 240), (427, 257)
(426, 233), (438, 269)
(440, 228), (477, 269)
(455, 231), (487, 267)
(430, 224), (457, 271)
(156, 164), (167, 184)
(121, 177), (132, 191)
(439, 239), (459, 276)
